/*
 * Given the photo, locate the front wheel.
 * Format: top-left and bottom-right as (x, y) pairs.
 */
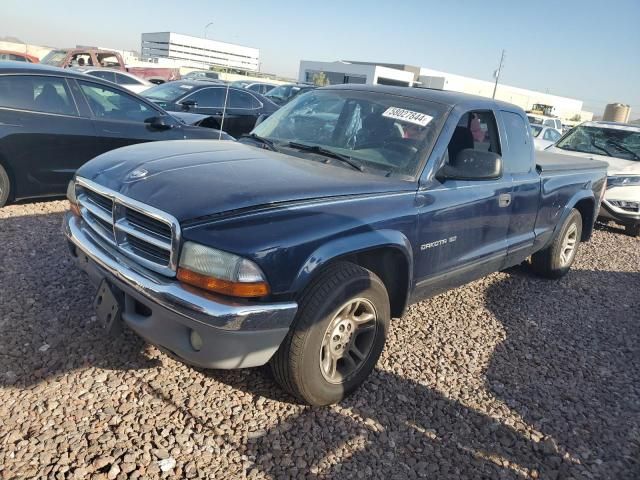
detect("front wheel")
(625, 224), (640, 237)
(530, 208), (583, 279)
(0, 164), (10, 207)
(270, 262), (390, 406)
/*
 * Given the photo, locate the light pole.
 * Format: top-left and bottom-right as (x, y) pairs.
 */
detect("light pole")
(492, 50), (506, 99)
(204, 22), (214, 39)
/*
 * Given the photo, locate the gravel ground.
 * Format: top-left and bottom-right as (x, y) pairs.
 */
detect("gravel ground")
(1, 200), (639, 480)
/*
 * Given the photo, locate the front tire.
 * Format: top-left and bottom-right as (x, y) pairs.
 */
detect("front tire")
(530, 208), (582, 279)
(0, 164), (10, 207)
(625, 224), (640, 237)
(270, 262), (390, 406)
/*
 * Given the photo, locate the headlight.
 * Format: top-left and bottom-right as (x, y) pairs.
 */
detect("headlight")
(66, 180), (81, 216)
(177, 241), (269, 298)
(607, 176), (640, 187)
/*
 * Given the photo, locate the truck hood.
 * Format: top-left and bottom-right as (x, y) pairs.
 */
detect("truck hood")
(77, 140), (413, 222)
(545, 146), (640, 175)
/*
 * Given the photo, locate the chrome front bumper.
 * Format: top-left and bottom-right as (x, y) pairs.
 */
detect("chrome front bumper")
(64, 212), (298, 369)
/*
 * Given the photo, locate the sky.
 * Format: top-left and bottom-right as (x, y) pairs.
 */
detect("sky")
(2, 0), (639, 116)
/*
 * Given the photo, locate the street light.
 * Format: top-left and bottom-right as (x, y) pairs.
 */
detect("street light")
(204, 22), (214, 39)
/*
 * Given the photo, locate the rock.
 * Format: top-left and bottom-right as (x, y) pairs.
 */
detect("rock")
(157, 457), (176, 472)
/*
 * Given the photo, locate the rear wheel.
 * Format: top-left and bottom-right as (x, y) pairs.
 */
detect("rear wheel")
(0, 164), (10, 207)
(270, 262), (390, 406)
(625, 224), (640, 237)
(530, 209), (582, 279)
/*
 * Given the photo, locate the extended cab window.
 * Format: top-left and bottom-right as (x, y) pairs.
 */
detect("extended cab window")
(445, 111), (501, 164)
(502, 111), (533, 173)
(0, 75), (77, 116)
(79, 81), (154, 122)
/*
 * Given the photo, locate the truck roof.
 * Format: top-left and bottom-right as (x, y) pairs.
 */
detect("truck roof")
(321, 84), (523, 112)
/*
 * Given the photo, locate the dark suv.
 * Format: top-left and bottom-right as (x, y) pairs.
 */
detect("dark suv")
(0, 62), (230, 206)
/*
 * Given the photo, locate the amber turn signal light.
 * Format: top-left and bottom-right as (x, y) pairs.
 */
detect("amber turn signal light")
(177, 268), (270, 298)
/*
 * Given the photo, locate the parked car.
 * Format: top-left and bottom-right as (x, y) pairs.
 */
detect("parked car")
(64, 85), (607, 405)
(527, 113), (563, 131)
(245, 82), (278, 95)
(0, 50), (39, 63)
(530, 124), (562, 150)
(546, 121), (640, 236)
(264, 83), (315, 105)
(230, 80), (251, 89)
(142, 81), (279, 137)
(183, 70), (221, 82)
(0, 62), (231, 207)
(71, 68), (153, 94)
(40, 48), (179, 84)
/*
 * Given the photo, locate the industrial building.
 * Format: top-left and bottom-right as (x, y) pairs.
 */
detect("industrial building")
(298, 60), (593, 122)
(141, 32), (260, 72)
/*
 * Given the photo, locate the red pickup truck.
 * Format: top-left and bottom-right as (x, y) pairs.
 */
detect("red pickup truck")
(40, 48), (179, 84)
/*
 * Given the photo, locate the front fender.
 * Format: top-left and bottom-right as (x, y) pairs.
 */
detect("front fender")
(289, 229), (414, 295)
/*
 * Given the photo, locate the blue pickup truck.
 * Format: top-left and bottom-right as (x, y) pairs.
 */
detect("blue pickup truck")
(64, 85), (607, 405)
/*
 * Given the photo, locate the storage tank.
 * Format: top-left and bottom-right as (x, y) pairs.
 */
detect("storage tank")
(603, 103), (631, 123)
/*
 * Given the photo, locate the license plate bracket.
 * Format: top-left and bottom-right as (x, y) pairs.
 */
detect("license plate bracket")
(94, 279), (124, 336)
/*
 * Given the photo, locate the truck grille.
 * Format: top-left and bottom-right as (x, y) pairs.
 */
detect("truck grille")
(75, 178), (181, 277)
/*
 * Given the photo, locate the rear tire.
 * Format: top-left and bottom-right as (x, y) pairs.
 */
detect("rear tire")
(0, 164), (10, 207)
(530, 209), (582, 279)
(270, 262), (390, 406)
(625, 224), (640, 237)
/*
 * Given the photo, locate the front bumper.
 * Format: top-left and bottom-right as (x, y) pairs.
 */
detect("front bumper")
(63, 212), (298, 369)
(599, 186), (640, 226)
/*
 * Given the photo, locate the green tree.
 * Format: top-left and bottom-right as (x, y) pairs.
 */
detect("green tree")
(312, 71), (330, 87)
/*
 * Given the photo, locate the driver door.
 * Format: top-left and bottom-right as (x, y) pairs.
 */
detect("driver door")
(413, 109), (512, 299)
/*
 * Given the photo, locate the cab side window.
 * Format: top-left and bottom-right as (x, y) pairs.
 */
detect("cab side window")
(446, 111), (501, 164)
(502, 111), (533, 173)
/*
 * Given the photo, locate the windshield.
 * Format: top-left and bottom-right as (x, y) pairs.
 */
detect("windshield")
(142, 82), (195, 102)
(527, 115), (543, 125)
(251, 89), (448, 178)
(555, 125), (640, 161)
(40, 50), (68, 66)
(530, 125), (543, 137)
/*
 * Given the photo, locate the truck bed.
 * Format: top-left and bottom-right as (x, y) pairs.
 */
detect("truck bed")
(536, 150), (609, 173)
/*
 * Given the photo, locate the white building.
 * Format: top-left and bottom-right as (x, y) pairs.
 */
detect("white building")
(141, 32), (260, 72)
(299, 61), (415, 87)
(298, 60), (592, 122)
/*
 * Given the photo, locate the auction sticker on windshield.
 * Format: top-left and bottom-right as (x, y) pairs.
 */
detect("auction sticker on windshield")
(382, 107), (433, 127)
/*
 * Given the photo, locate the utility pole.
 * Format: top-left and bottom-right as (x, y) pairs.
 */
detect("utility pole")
(492, 50), (505, 99)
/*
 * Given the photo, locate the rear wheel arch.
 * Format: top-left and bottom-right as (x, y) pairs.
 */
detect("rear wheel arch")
(573, 197), (595, 241)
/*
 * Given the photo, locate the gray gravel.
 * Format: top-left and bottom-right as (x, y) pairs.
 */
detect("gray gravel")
(1, 200), (639, 479)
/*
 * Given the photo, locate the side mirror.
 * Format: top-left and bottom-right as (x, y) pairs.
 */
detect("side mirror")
(254, 113), (270, 127)
(144, 115), (174, 131)
(180, 99), (197, 111)
(438, 149), (502, 181)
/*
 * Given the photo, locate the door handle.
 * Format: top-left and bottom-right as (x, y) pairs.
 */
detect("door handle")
(498, 193), (512, 208)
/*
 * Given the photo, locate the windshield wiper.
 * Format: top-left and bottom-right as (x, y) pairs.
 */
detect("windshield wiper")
(604, 139), (640, 160)
(241, 133), (279, 152)
(287, 142), (364, 172)
(590, 138), (611, 157)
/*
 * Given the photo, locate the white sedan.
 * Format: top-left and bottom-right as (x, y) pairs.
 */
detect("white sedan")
(74, 68), (152, 94)
(546, 121), (640, 236)
(530, 124), (562, 150)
